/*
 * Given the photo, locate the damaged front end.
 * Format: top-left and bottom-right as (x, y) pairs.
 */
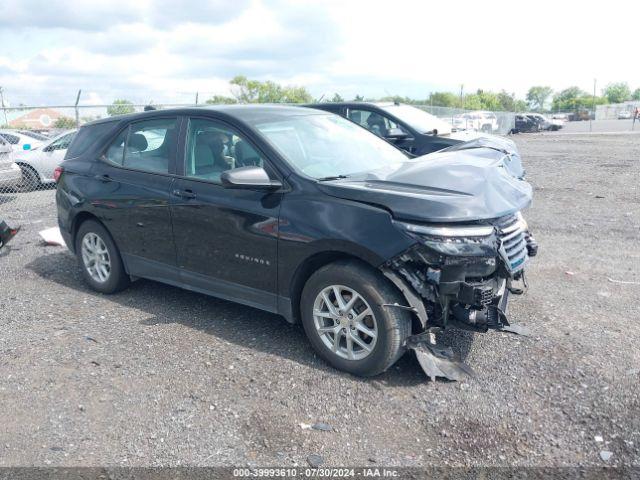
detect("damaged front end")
(382, 211), (538, 381)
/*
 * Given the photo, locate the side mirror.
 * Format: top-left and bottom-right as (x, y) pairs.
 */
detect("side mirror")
(22, 144), (31, 151)
(220, 166), (282, 190)
(385, 127), (410, 141)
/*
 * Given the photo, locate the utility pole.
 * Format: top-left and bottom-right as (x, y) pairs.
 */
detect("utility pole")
(74, 89), (82, 127)
(460, 84), (464, 110)
(0, 86), (8, 126)
(195, 92), (199, 105)
(590, 79), (596, 132)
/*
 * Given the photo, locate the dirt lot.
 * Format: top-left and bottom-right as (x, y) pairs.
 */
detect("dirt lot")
(0, 134), (639, 468)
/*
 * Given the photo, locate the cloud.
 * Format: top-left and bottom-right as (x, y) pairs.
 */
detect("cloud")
(0, 0), (638, 106)
(0, 0), (142, 31)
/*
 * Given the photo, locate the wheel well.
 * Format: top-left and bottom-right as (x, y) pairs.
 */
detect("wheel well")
(288, 251), (375, 323)
(14, 162), (40, 180)
(71, 212), (102, 249)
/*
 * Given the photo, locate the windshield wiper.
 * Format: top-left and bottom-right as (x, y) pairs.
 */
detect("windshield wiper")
(317, 175), (350, 181)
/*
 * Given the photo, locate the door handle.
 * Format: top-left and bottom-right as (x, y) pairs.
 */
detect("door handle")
(95, 174), (112, 182)
(172, 189), (196, 199)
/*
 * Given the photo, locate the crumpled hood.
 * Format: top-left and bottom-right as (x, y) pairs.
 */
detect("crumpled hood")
(317, 146), (532, 223)
(441, 134), (524, 179)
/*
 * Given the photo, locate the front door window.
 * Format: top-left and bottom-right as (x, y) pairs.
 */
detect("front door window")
(185, 118), (266, 183)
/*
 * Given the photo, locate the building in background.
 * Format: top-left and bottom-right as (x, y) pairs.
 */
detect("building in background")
(3, 108), (71, 129)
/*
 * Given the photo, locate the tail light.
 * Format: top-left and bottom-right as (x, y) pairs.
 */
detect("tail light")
(53, 166), (64, 183)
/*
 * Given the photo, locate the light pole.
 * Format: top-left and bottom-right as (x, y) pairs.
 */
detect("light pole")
(590, 79), (596, 132)
(0, 86), (8, 126)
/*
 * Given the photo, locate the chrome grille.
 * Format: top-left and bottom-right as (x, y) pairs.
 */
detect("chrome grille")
(495, 214), (528, 271)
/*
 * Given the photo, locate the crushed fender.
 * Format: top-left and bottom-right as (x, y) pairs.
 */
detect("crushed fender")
(0, 220), (20, 249)
(406, 333), (475, 382)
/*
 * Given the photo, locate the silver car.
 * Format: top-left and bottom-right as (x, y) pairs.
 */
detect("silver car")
(0, 136), (21, 191)
(12, 129), (77, 190)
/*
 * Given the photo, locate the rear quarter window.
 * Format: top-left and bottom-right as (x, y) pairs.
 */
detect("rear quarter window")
(65, 122), (118, 160)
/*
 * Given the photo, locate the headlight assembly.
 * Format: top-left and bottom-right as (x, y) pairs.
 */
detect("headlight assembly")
(394, 221), (498, 257)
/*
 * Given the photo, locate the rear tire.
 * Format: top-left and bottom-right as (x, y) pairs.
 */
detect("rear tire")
(75, 219), (130, 294)
(17, 165), (40, 192)
(300, 260), (411, 377)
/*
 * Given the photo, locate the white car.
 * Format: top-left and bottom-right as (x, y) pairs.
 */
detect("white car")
(0, 136), (21, 191)
(12, 130), (76, 191)
(0, 129), (49, 152)
(451, 111), (498, 133)
(618, 110), (632, 120)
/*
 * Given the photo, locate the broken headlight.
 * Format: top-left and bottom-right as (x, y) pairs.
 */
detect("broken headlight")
(394, 221), (498, 257)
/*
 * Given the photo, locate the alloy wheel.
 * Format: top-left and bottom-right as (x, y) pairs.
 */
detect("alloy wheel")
(81, 232), (111, 283)
(312, 285), (378, 360)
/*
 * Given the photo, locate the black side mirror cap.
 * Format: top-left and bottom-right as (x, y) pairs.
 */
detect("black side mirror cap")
(220, 166), (282, 190)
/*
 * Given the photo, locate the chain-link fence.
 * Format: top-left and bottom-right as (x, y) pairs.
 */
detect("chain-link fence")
(0, 102), (520, 228)
(413, 105), (516, 135)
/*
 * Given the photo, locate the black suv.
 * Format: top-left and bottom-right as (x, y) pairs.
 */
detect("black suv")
(307, 102), (464, 155)
(57, 105), (536, 378)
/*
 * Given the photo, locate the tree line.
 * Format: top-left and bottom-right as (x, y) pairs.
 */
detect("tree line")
(106, 77), (640, 116)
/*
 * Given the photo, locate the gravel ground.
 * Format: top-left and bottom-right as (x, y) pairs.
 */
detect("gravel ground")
(0, 134), (639, 468)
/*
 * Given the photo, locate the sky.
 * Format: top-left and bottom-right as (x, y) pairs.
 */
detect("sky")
(0, 0), (639, 106)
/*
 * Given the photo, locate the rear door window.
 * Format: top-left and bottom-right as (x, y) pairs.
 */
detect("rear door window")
(104, 118), (178, 174)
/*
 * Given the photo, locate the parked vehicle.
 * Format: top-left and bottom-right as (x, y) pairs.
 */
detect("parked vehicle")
(451, 111), (498, 133)
(0, 129), (48, 151)
(307, 102), (456, 155)
(529, 113), (564, 131)
(57, 106), (536, 379)
(12, 129), (76, 191)
(513, 114), (540, 133)
(568, 110), (591, 121)
(0, 135), (11, 158)
(618, 110), (632, 120)
(547, 116), (565, 130)
(306, 102), (514, 158)
(0, 136), (21, 191)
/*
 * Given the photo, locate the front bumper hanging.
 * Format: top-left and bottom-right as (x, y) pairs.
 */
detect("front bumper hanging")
(382, 230), (538, 382)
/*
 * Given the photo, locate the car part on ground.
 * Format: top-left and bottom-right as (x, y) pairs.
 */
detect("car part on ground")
(56, 105), (535, 380)
(0, 220), (20, 249)
(38, 226), (65, 246)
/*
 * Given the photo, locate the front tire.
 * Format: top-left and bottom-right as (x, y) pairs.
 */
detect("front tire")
(75, 220), (130, 294)
(301, 260), (411, 377)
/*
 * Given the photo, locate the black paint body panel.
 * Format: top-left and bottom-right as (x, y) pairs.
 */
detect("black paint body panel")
(57, 105), (532, 323)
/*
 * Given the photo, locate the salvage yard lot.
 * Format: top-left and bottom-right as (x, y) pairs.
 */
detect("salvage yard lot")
(0, 133), (639, 467)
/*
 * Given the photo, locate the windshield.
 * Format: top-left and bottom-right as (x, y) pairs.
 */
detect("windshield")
(252, 113), (408, 179)
(378, 104), (452, 135)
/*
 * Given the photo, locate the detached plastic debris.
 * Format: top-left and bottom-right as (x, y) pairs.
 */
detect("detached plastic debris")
(406, 332), (475, 382)
(39, 226), (65, 246)
(0, 220), (20, 249)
